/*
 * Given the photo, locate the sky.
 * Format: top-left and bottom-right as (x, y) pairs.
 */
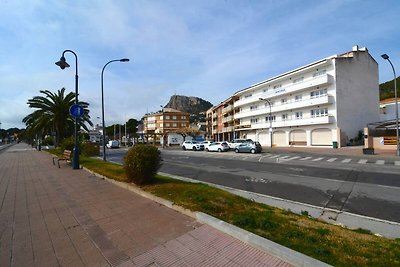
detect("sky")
(0, 0), (399, 130)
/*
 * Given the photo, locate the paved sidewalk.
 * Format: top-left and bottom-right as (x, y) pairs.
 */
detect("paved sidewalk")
(0, 144), (292, 267)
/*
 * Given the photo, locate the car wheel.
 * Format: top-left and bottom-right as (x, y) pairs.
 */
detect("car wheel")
(206, 148), (209, 152)
(218, 148), (222, 152)
(250, 149), (255, 154)
(235, 149), (239, 153)
(182, 146), (186, 150)
(193, 147), (197, 151)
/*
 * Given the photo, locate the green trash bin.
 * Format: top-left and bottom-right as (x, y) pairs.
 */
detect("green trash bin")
(332, 141), (338, 149)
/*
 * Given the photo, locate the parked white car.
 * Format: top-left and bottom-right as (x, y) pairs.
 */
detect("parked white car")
(106, 140), (119, 149)
(181, 141), (204, 151)
(227, 139), (253, 149)
(201, 141), (213, 148)
(206, 142), (230, 152)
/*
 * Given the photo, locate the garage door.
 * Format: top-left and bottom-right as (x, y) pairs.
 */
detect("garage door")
(246, 132), (256, 142)
(273, 131), (286, 146)
(289, 130), (307, 146)
(311, 128), (332, 146)
(258, 131), (269, 146)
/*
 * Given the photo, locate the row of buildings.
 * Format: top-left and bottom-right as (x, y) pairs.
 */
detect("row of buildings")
(137, 45), (396, 149)
(206, 45), (384, 148)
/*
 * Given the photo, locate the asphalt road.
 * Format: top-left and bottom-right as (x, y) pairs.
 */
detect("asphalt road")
(106, 148), (400, 223)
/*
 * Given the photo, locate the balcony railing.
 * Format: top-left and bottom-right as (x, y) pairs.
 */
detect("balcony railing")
(237, 115), (334, 130)
(222, 105), (233, 114)
(234, 74), (332, 108)
(222, 115), (234, 123)
(235, 95), (333, 119)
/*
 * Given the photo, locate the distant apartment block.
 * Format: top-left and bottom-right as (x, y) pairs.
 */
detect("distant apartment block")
(143, 108), (190, 144)
(209, 46), (380, 147)
(206, 96), (238, 141)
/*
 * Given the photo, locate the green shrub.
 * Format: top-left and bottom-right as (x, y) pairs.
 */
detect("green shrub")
(81, 142), (100, 157)
(42, 136), (54, 146)
(124, 144), (161, 185)
(59, 136), (76, 151)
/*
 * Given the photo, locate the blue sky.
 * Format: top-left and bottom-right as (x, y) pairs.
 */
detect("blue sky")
(0, 0), (399, 129)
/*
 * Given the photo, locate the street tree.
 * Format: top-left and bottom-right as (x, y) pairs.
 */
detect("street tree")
(23, 88), (93, 146)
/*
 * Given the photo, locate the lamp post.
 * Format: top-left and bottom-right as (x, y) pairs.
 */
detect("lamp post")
(101, 58), (130, 161)
(55, 50), (80, 169)
(381, 54), (399, 156)
(259, 98), (273, 149)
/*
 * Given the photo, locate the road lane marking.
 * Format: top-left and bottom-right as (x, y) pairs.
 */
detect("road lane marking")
(326, 158), (337, 162)
(375, 160), (385, 165)
(358, 159), (368, 164)
(299, 156), (312, 161)
(279, 156), (291, 159)
(395, 161), (400, 166)
(269, 155), (281, 159)
(312, 157), (324, 161)
(341, 158), (352, 163)
(287, 156), (300, 160)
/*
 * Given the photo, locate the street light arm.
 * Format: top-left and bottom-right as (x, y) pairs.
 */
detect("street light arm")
(100, 58), (130, 161)
(62, 50), (78, 75)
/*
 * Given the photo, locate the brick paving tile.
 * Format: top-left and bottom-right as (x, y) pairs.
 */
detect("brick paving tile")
(0, 144), (294, 267)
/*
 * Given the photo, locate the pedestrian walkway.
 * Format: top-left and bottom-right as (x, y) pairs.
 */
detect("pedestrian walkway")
(0, 144), (293, 267)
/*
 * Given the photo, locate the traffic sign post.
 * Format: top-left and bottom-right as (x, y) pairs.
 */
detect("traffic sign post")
(69, 104), (84, 118)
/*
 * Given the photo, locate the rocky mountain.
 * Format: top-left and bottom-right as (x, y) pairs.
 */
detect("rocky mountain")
(164, 95), (213, 122)
(380, 76), (400, 100)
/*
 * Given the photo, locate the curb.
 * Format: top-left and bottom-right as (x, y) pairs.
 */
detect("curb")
(158, 172), (400, 239)
(82, 167), (331, 267)
(196, 212), (331, 267)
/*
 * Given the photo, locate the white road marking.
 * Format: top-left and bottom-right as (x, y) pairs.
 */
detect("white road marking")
(358, 159), (368, 164)
(341, 158), (352, 163)
(326, 158), (337, 162)
(375, 160), (385, 165)
(312, 157), (324, 161)
(300, 156), (312, 161)
(395, 161), (400, 166)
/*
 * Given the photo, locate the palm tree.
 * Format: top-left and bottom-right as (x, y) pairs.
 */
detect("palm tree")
(23, 88), (93, 146)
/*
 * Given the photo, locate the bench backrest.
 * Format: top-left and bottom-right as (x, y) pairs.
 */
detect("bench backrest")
(63, 150), (72, 158)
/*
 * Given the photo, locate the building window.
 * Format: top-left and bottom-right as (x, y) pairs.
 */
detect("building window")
(172, 123), (177, 127)
(295, 95), (302, 102)
(273, 84), (282, 89)
(313, 69), (327, 77)
(295, 112), (303, 119)
(250, 118), (258, 124)
(165, 123), (170, 127)
(293, 77), (304, 83)
(265, 115), (276, 122)
(181, 123), (186, 127)
(282, 114), (288, 121)
(165, 115), (170, 120)
(310, 88), (327, 98)
(250, 105), (258, 110)
(311, 108), (328, 117)
(148, 116), (155, 121)
(281, 98), (287, 105)
(172, 115), (177, 120)
(244, 93), (252, 98)
(181, 116), (186, 119)
(148, 123), (156, 128)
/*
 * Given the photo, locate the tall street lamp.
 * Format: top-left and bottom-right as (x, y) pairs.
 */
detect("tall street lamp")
(381, 54), (399, 156)
(259, 98), (273, 149)
(55, 50), (80, 169)
(101, 58), (130, 161)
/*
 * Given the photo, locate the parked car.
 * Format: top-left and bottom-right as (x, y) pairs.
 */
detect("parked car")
(234, 141), (262, 154)
(227, 139), (253, 149)
(181, 141), (205, 151)
(106, 140), (119, 149)
(206, 142), (230, 152)
(201, 141), (213, 148)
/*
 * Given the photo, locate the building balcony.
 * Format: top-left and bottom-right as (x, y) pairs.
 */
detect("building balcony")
(236, 115), (334, 130)
(223, 126), (234, 132)
(222, 115), (234, 123)
(212, 120), (218, 126)
(222, 105), (233, 114)
(235, 95), (333, 119)
(234, 74), (333, 108)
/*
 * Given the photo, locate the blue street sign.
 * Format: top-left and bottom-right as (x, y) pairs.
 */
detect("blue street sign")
(69, 104), (84, 118)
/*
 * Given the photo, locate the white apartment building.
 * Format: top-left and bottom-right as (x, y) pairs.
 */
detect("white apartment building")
(233, 46), (380, 148)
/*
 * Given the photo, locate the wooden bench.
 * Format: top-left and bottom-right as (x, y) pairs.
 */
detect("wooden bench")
(52, 150), (72, 168)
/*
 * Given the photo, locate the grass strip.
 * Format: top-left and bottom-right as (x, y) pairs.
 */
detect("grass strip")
(80, 157), (400, 267)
